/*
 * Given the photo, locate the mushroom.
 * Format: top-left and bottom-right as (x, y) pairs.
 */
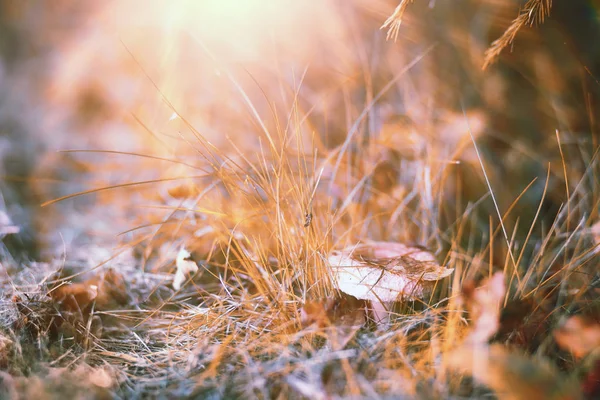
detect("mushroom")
(327, 240), (454, 324)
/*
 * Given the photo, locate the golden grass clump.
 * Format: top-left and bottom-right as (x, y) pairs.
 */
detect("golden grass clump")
(0, 0), (599, 398)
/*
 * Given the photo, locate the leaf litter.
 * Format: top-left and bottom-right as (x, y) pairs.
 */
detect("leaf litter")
(1, 1), (600, 398)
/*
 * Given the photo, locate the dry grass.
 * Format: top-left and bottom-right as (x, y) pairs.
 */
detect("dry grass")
(1, 0), (599, 399)
(382, 0), (554, 69)
(482, 0), (553, 69)
(2, 99), (598, 398)
(380, 0), (415, 42)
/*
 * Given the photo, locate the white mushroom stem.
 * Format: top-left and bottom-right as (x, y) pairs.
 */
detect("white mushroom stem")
(370, 300), (392, 326)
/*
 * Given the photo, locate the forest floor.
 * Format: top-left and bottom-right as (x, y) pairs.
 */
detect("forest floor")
(1, 1), (600, 399)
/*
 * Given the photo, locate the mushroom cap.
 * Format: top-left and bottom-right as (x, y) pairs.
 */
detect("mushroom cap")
(327, 241), (453, 302)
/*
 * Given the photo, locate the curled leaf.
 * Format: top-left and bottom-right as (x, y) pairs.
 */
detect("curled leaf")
(463, 272), (506, 344)
(300, 296), (366, 351)
(50, 268), (128, 314)
(446, 344), (581, 400)
(92, 268), (128, 310)
(0, 332), (13, 368)
(554, 315), (600, 359)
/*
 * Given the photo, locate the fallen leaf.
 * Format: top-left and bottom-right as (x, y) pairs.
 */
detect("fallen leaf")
(300, 299), (330, 327)
(496, 296), (552, 351)
(554, 315), (600, 359)
(45, 268), (128, 342)
(50, 282), (98, 315)
(300, 296), (366, 350)
(447, 273), (582, 398)
(582, 359), (600, 398)
(12, 294), (57, 337)
(50, 268), (128, 314)
(0, 371), (17, 399)
(5, 365), (116, 399)
(446, 344), (581, 400)
(167, 182), (201, 199)
(92, 268), (128, 310)
(173, 247), (199, 290)
(462, 272), (506, 344)
(86, 367), (115, 389)
(0, 332), (12, 368)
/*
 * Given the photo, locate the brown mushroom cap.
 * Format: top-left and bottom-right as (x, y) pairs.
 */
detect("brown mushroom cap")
(327, 241), (453, 302)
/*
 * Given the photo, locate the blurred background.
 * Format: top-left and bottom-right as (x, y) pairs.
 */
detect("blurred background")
(0, 0), (598, 263)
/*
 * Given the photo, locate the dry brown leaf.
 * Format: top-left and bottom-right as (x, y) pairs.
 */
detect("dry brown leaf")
(554, 316), (600, 359)
(173, 247), (199, 290)
(91, 268), (128, 310)
(50, 268), (128, 313)
(50, 282), (98, 314)
(447, 273), (583, 398)
(85, 367), (115, 389)
(167, 181), (201, 199)
(582, 359), (600, 398)
(446, 344), (581, 400)
(300, 300), (330, 327)
(12, 294), (56, 338)
(495, 296), (553, 351)
(0, 332), (12, 369)
(300, 296), (366, 351)
(0, 371), (17, 400)
(45, 269), (128, 341)
(463, 272), (506, 344)
(4, 365), (117, 399)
